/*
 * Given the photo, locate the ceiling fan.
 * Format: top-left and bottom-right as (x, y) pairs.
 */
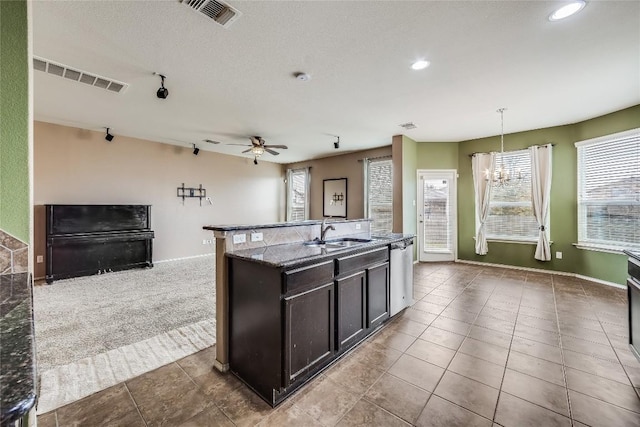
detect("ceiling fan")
(227, 136), (288, 164)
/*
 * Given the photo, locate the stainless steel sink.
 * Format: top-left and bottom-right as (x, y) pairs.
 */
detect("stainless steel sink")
(303, 237), (372, 249)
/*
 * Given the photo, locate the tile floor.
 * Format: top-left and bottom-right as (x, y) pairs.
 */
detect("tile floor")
(37, 263), (640, 426)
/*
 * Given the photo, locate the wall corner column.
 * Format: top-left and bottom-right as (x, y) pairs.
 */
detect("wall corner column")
(212, 231), (230, 372)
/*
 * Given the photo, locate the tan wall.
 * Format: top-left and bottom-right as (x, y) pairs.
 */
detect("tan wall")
(286, 146), (392, 220)
(33, 121), (284, 279)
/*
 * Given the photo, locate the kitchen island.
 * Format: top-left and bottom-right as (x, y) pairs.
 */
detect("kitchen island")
(204, 218), (413, 406)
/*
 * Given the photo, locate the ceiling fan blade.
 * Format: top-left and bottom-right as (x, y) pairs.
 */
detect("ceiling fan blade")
(264, 145), (288, 149)
(264, 148), (280, 156)
(203, 139), (221, 144)
(242, 148), (253, 153)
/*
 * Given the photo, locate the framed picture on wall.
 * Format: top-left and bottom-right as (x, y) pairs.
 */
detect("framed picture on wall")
(323, 178), (347, 218)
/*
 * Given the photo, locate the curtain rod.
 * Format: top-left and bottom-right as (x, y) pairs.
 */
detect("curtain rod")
(357, 155), (392, 162)
(467, 143), (555, 158)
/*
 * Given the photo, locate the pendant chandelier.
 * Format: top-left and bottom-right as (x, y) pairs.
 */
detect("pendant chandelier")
(486, 107), (522, 187)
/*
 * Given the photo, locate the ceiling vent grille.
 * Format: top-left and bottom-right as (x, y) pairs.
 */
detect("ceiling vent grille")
(32, 56), (129, 94)
(399, 122), (417, 130)
(180, 0), (242, 28)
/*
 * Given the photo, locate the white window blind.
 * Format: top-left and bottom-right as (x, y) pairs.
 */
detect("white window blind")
(286, 168), (309, 221)
(486, 149), (539, 240)
(576, 128), (640, 250)
(365, 158), (393, 234)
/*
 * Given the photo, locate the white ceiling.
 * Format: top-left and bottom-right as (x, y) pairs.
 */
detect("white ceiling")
(32, 0), (640, 164)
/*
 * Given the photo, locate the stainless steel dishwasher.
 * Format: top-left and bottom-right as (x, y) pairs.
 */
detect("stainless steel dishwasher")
(390, 238), (414, 316)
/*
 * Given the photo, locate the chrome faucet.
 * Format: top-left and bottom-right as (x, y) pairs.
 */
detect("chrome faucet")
(320, 218), (335, 242)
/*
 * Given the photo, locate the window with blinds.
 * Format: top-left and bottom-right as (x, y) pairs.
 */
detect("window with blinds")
(365, 159), (393, 234)
(576, 128), (640, 250)
(485, 149), (539, 240)
(286, 168), (309, 221)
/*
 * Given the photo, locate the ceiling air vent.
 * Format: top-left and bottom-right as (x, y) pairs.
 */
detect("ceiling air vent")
(181, 0), (242, 28)
(32, 56), (129, 94)
(399, 122), (417, 130)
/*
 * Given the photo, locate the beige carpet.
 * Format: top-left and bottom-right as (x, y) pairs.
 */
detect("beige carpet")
(33, 255), (216, 413)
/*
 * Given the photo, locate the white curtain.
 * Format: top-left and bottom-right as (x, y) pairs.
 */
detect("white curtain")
(530, 144), (553, 261)
(472, 153), (495, 255)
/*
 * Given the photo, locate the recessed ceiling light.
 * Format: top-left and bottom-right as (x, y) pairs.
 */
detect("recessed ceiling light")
(411, 60), (430, 70)
(549, 1), (586, 21)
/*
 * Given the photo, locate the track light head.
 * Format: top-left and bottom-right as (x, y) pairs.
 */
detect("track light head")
(156, 74), (169, 99)
(192, 144), (199, 156)
(334, 136), (340, 149)
(105, 128), (114, 142)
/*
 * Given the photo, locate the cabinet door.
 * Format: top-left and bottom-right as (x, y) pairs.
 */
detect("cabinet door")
(336, 271), (367, 350)
(367, 262), (390, 329)
(284, 282), (335, 386)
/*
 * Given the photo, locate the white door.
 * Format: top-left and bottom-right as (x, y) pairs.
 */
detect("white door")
(417, 170), (457, 262)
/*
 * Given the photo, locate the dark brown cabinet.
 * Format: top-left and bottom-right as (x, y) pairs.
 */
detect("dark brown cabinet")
(227, 244), (390, 407)
(336, 271), (366, 350)
(284, 282), (334, 385)
(367, 262), (390, 329)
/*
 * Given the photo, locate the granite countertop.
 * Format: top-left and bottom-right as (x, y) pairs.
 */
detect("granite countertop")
(226, 234), (414, 268)
(204, 218), (372, 232)
(0, 273), (37, 425)
(624, 250), (640, 262)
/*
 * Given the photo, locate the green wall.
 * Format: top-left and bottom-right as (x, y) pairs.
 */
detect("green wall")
(0, 0), (30, 243)
(455, 104), (640, 285)
(417, 142), (459, 170)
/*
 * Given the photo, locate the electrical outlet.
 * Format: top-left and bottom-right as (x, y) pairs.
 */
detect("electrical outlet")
(202, 239), (207, 245)
(556, 251), (563, 260)
(233, 234), (246, 244)
(355, 223), (361, 230)
(36, 255), (43, 263)
(251, 232), (263, 242)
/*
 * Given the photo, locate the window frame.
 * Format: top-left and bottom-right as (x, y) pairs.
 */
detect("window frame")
(484, 149), (540, 242)
(364, 157), (393, 235)
(575, 127), (640, 252)
(286, 167), (310, 222)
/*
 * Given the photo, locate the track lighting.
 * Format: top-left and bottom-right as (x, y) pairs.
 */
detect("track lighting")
(192, 144), (200, 156)
(155, 73), (169, 99)
(334, 136), (340, 149)
(105, 128), (114, 142)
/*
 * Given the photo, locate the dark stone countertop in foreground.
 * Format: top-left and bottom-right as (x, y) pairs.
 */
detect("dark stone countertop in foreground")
(226, 234), (414, 268)
(203, 218), (372, 232)
(0, 273), (37, 425)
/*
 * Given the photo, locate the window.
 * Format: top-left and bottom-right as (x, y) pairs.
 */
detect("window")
(365, 158), (393, 234)
(286, 168), (309, 221)
(485, 150), (539, 240)
(576, 128), (640, 250)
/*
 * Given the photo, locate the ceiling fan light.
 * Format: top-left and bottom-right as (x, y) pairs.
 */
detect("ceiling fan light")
(549, 1), (586, 21)
(411, 60), (430, 70)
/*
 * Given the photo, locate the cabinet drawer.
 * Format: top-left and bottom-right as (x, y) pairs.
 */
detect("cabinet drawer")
(336, 247), (388, 277)
(285, 260), (334, 294)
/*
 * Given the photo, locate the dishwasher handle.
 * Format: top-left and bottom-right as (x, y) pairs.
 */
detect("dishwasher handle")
(391, 240), (413, 250)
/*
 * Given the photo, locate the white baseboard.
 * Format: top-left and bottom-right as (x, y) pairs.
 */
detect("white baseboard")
(154, 253), (214, 264)
(454, 259), (625, 289)
(574, 273), (626, 289)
